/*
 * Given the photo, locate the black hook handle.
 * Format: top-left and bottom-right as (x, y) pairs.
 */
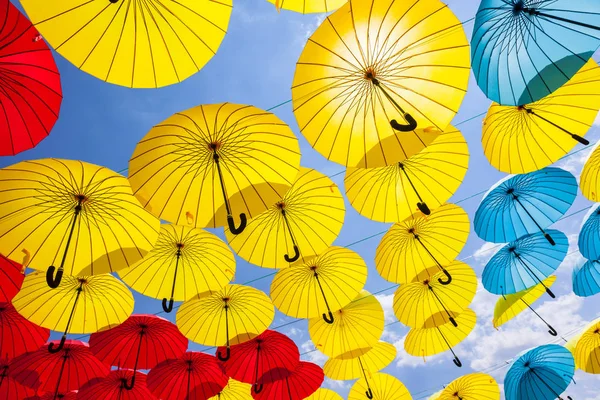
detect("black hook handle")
(123, 374), (135, 390)
(567, 396), (573, 400)
(162, 298), (174, 313)
(390, 113), (417, 132)
(546, 287), (556, 299)
(417, 202), (431, 215)
(438, 269), (452, 285)
(228, 213), (247, 235)
(253, 383), (263, 394)
(217, 347), (230, 362)
(322, 311), (334, 324)
(453, 356), (462, 367)
(46, 266), (63, 289)
(284, 245), (300, 263)
(544, 233), (556, 246)
(547, 325), (558, 336)
(48, 336), (66, 354)
(366, 388), (373, 399)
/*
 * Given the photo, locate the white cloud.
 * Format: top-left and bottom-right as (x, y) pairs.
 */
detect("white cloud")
(470, 242), (503, 267)
(300, 340), (327, 366)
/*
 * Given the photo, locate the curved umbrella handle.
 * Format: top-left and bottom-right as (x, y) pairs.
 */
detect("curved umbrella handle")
(284, 245), (300, 263)
(46, 266), (63, 289)
(109, 0), (119, 3)
(322, 311), (334, 324)
(544, 233), (556, 246)
(366, 388), (373, 399)
(228, 213), (247, 235)
(572, 134), (589, 145)
(390, 113), (417, 132)
(438, 269), (452, 285)
(546, 287), (556, 299)
(547, 325), (558, 336)
(217, 347), (230, 362)
(453, 356), (462, 368)
(123, 374), (136, 390)
(48, 336), (66, 354)
(417, 202), (431, 215)
(253, 383), (263, 394)
(162, 298), (174, 313)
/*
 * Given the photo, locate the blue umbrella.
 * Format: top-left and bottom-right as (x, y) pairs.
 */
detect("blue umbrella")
(474, 167), (577, 244)
(578, 205), (600, 259)
(472, 0), (600, 106)
(505, 344), (574, 400)
(482, 229), (568, 297)
(573, 259), (600, 297)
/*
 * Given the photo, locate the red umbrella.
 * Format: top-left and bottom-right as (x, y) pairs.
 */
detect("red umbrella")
(26, 391), (77, 400)
(0, 255), (23, 302)
(0, 302), (49, 359)
(253, 362), (323, 400)
(10, 340), (109, 397)
(0, 357), (36, 399)
(89, 314), (187, 390)
(0, 0), (62, 156)
(217, 330), (300, 394)
(77, 369), (157, 400)
(147, 352), (228, 400)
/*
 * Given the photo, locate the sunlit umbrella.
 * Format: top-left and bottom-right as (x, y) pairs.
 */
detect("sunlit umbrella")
(348, 373), (411, 400)
(0, 158), (160, 288)
(119, 224), (235, 313)
(21, 0), (232, 88)
(253, 361), (323, 400)
(565, 318), (600, 370)
(12, 272), (134, 353)
(574, 320), (600, 374)
(376, 204), (470, 285)
(581, 144), (600, 202)
(77, 370), (157, 400)
(306, 388), (343, 400)
(128, 103), (300, 234)
(0, 302), (49, 359)
(323, 341), (396, 381)
(292, 0), (469, 168)
(209, 379), (253, 400)
(0, 255), (23, 302)
(578, 205), (600, 260)
(471, 0), (600, 106)
(267, 0), (346, 13)
(573, 260), (600, 297)
(226, 167), (345, 268)
(0, 357), (36, 399)
(474, 167), (577, 245)
(435, 373), (500, 400)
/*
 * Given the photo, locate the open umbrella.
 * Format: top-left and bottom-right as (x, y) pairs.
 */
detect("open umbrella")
(344, 128), (469, 222)
(505, 344), (575, 400)
(89, 315), (187, 390)
(0, 255), (23, 302)
(177, 284), (274, 361)
(253, 361), (323, 400)
(128, 103), (300, 234)
(375, 204), (470, 285)
(0, 357), (36, 399)
(226, 167), (345, 268)
(119, 224), (235, 313)
(578, 205), (600, 260)
(21, 0), (232, 88)
(581, 144), (600, 202)
(494, 276), (558, 336)
(208, 379), (252, 400)
(292, 0), (469, 168)
(77, 370), (157, 400)
(573, 260), (600, 297)
(270, 246), (367, 323)
(348, 373), (411, 400)
(436, 373), (500, 400)
(474, 167), (577, 245)
(471, 0), (600, 106)
(306, 388), (343, 400)
(482, 59), (600, 174)
(308, 290), (384, 359)
(574, 320), (600, 374)
(566, 318), (600, 370)
(1, 302), (49, 359)
(0, 158), (160, 288)
(323, 341), (396, 381)
(12, 272), (134, 353)
(267, 0), (346, 13)
(0, 0), (62, 156)
(482, 230), (568, 298)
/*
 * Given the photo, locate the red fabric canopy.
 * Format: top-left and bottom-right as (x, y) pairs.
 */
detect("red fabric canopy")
(0, 302), (49, 360)
(77, 369), (157, 400)
(0, 255), (23, 302)
(253, 362), (324, 400)
(0, 357), (35, 400)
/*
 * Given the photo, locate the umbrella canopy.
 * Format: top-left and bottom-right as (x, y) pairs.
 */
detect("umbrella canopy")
(474, 167), (577, 244)
(573, 259), (600, 297)
(348, 373), (411, 400)
(177, 284), (274, 361)
(375, 204), (470, 285)
(28, 391), (78, 400)
(578, 204), (600, 260)
(482, 230), (568, 297)
(208, 379), (252, 400)
(267, 0), (346, 13)
(574, 320), (600, 374)
(0, 0), (62, 156)
(119, 224), (235, 313)
(323, 341), (396, 381)
(505, 344), (575, 400)
(0, 158), (160, 288)
(128, 103), (300, 234)
(270, 246), (367, 322)
(12, 272), (134, 353)
(308, 290), (384, 359)
(0, 255), (23, 302)
(581, 144), (600, 202)
(0, 357), (36, 399)
(77, 370), (156, 400)
(226, 167), (345, 269)
(471, 0), (600, 106)
(0, 302), (49, 359)
(147, 352), (229, 400)
(436, 373), (500, 400)
(20, 0), (232, 88)
(393, 261), (477, 329)
(345, 128), (469, 222)
(305, 388), (343, 400)
(565, 318), (600, 370)
(291, 0), (469, 168)
(253, 361), (323, 400)
(482, 59), (600, 173)
(494, 276), (558, 336)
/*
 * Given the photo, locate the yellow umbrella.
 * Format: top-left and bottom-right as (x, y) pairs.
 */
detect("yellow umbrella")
(393, 261), (477, 329)
(436, 373), (500, 400)
(308, 290), (384, 358)
(0, 158), (160, 288)
(12, 271), (133, 353)
(225, 167), (345, 269)
(575, 320), (600, 374)
(345, 127), (469, 222)
(493, 276), (558, 336)
(565, 318), (600, 369)
(21, 0), (232, 88)
(176, 284), (274, 361)
(291, 0), (470, 168)
(128, 103), (301, 234)
(119, 223), (235, 313)
(324, 341), (396, 380)
(580, 143), (600, 202)
(375, 203), (470, 285)
(404, 308), (476, 368)
(270, 246), (367, 323)
(209, 378), (253, 400)
(267, 0), (346, 13)
(348, 372), (412, 400)
(482, 59), (600, 174)
(306, 388), (344, 400)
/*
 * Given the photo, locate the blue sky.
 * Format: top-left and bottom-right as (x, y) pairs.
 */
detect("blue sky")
(3, 0), (600, 398)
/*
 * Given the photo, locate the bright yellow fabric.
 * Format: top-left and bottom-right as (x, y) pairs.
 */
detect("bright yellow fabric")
(270, 246), (367, 319)
(493, 276), (556, 328)
(305, 388), (344, 400)
(575, 320), (600, 374)
(267, 0), (346, 13)
(308, 290), (384, 358)
(225, 167), (345, 269)
(375, 203), (470, 284)
(0, 159), (160, 276)
(292, 0), (469, 168)
(21, 0), (232, 88)
(119, 224), (235, 302)
(348, 373), (412, 400)
(393, 261), (477, 328)
(324, 341), (396, 380)
(566, 318), (600, 369)
(128, 103), (301, 229)
(483, 59), (600, 174)
(437, 373), (500, 400)
(176, 284), (274, 346)
(12, 271), (133, 334)
(209, 379), (253, 400)
(581, 143), (600, 202)
(345, 128), (469, 222)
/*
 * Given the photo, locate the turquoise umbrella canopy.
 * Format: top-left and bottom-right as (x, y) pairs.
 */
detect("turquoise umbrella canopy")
(578, 205), (600, 260)
(572, 259), (600, 297)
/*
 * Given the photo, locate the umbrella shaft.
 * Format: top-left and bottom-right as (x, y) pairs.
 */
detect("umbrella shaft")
(281, 211), (298, 248)
(357, 357), (373, 393)
(53, 352), (69, 400)
(131, 331), (144, 375)
(414, 235), (443, 270)
(526, 109), (573, 137)
(515, 255), (547, 290)
(399, 164), (424, 202)
(429, 285), (454, 321)
(313, 272), (333, 314)
(436, 326), (458, 358)
(62, 282), (84, 337)
(372, 80), (407, 115)
(511, 195), (546, 234)
(527, 10), (600, 32)
(58, 202), (83, 271)
(521, 298), (552, 327)
(170, 250), (182, 300)
(286, 377), (293, 399)
(253, 345), (261, 387)
(529, 368), (566, 399)
(213, 153), (232, 216)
